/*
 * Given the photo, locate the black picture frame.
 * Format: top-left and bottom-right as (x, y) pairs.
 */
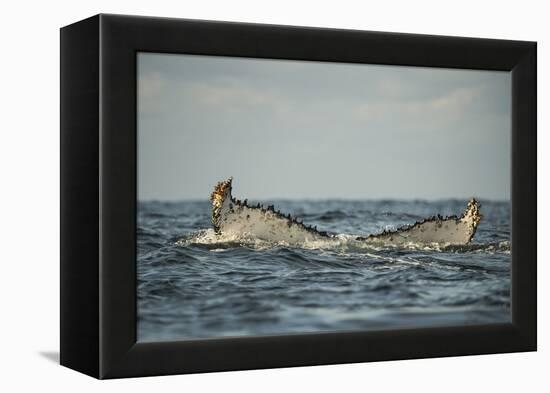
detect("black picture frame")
(60, 14), (537, 379)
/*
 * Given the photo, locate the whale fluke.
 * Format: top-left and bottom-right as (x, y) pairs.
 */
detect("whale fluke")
(361, 198), (482, 245)
(210, 178), (482, 246)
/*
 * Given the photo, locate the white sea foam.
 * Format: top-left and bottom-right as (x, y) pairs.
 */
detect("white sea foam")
(176, 229), (510, 255)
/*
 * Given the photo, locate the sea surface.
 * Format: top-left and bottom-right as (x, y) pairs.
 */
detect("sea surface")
(137, 199), (511, 342)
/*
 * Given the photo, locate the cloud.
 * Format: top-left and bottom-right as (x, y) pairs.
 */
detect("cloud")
(187, 81), (291, 115)
(139, 71), (164, 99)
(354, 85), (484, 127)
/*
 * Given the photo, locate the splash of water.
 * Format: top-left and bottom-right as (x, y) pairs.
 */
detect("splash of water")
(176, 228), (510, 255)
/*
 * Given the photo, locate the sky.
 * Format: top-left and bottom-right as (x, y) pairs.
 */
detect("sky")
(138, 52), (511, 201)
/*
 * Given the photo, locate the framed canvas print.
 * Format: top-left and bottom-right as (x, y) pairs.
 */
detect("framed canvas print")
(60, 14), (536, 379)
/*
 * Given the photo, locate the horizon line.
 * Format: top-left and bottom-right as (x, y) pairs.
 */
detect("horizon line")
(138, 196), (511, 203)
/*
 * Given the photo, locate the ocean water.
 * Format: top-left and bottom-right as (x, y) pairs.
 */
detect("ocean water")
(137, 199), (511, 342)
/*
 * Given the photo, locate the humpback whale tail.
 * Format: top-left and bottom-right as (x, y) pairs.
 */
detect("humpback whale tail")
(210, 177), (328, 243)
(462, 198), (483, 227)
(209, 178), (482, 246)
(210, 177), (234, 233)
(363, 197), (482, 245)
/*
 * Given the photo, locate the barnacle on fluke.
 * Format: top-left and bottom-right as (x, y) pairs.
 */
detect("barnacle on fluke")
(210, 178), (482, 246)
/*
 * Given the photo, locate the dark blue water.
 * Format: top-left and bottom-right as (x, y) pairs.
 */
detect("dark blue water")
(137, 199), (510, 342)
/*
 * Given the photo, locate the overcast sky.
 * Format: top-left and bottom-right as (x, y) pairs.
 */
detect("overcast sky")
(138, 52), (510, 201)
